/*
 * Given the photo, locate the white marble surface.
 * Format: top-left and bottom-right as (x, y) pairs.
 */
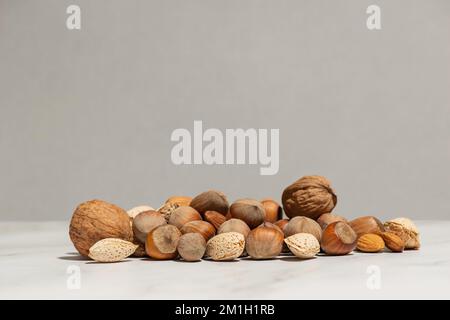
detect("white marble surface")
(0, 221), (449, 300)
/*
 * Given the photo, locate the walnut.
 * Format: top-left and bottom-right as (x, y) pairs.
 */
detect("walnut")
(281, 175), (337, 220)
(69, 199), (134, 257)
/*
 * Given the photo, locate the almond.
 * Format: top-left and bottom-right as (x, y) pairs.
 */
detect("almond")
(88, 238), (138, 262)
(381, 232), (405, 252)
(356, 233), (385, 253)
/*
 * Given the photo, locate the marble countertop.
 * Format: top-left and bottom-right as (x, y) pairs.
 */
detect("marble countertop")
(0, 221), (449, 300)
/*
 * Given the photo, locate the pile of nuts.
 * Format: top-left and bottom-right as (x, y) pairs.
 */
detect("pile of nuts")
(69, 175), (421, 263)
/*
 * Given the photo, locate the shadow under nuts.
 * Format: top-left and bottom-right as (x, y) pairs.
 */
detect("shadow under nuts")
(177, 233), (206, 262)
(230, 199), (265, 229)
(321, 221), (357, 255)
(261, 198), (282, 223)
(246, 222), (284, 259)
(282, 175), (337, 220)
(168, 206), (202, 229)
(181, 220), (216, 241)
(217, 218), (251, 238)
(349, 216), (384, 238)
(190, 190), (229, 215)
(145, 224), (181, 260)
(132, 210), (166, 243)
(283, 216), (322, 242)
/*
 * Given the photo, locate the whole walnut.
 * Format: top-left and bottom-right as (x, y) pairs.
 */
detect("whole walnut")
(282, 176), (337, 220)
(69, 199), (134, 256)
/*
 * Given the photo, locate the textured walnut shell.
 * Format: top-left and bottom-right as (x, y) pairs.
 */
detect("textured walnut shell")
(190, 190), (229, 216)
(282, 176), (337, 220)
(69, 199), (133, 257)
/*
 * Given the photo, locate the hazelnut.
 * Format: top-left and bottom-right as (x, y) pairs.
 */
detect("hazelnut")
(69, 199), (133, 257)
(274, 219), (289, 231)
(321, 221), (357, 255)
(165, 196), (192, 207)
(181, 220), (216, 241)
(132, 210), (166, 243)
(145, 224), (181, 260)
(349, 216), (384, 238)
(246, 222), (284, 259)
(284, 233), (320, 259)
(317, 213), (347, 229)
(206, 232), (245, 261)
(230, 199), (266, 229)
(204, 211), (226, 229)
(168, 206), (202, 229)
(261, 198), (282, 223)
(217, 218), (251, 238)
(177, 233), (206, 262)
(282, 175), (337, 220)
(127, 205), (155, 220)
(190, 190), (229, 215)
(384, 217), (420, 250)
(284, 216), (322, 242)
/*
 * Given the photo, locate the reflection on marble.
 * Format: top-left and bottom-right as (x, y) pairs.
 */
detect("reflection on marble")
(0, 221), (449, 299)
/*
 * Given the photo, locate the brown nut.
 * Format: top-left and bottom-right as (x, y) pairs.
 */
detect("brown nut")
(357, 233), (385, 253)
(165, 196), (192, 207)
(145, 224), (181, 260)
(217, 218), (251, 238)
(132, 210), (166, 243)
(177, 233), (206, 262)
(69, 199), (134, 257)
(281, 175), (337, 220)
(321, 221), (357, 255)
(317, 213), (347, 229)
(349, 216), (385, 238)
(168, 206), (202, 229)
(204, 211), (227, 229)
(274, 219), (289, 231)
(230, 199), (266, 229)
(283, 216), (322, 242)
(384, 218), (420, 250)
(245, 222), (284, 259)
(181, 220), (216, 241)
(261, 198), (283, 223)
(381, 232), (405, 252)
(190, 190), (229, 216)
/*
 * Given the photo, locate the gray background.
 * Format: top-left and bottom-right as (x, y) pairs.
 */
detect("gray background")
(1, 0), (449, 221)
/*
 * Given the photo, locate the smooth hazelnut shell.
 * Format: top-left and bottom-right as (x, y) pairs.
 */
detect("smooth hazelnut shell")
(246, 222), (284, 259)
(168, 206), (202, 229)
(274, 219), (289, 231)
(190, 190), (229, 215)
(145, 225), (181, 260)
(261, 199), (283, 223)
(284, 216), (322, 242)
(321, 221), (357, 255)
(132, 210), (166, 243)
(230, 199), (266, 229)
(317, 213), (347, 229)
(349, 216), (384, 238)
(204, 211), (226, 229)
(177, 233), (206, 262)
(181, 220), (216, 241)
(217, 218), (251, 238)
